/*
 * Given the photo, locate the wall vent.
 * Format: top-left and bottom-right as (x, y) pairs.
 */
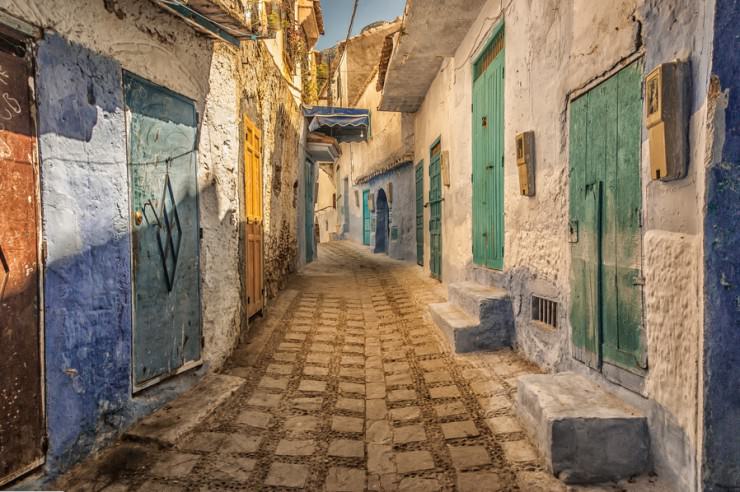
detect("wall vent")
(532, 295), (557, 328)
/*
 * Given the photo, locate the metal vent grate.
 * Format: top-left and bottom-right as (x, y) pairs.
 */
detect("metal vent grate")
(532, 295), (557, 328)
(474, 29), (505, 80)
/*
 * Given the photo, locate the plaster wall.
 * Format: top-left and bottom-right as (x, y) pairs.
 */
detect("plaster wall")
(316, 168), (339, 242)
(6, 0), (220, 473)
(409, 0), (715, 488)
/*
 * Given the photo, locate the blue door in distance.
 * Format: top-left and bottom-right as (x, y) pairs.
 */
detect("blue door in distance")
(125, 72), (202, 390)
(363, 190), (371, 245)
(374, 188), (389, 254)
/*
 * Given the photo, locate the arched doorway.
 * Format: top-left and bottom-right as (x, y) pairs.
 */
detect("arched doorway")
(374, 188), (389, 254)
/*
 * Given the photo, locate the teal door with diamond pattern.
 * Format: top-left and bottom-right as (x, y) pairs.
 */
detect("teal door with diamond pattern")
(125, 72), (202, 389)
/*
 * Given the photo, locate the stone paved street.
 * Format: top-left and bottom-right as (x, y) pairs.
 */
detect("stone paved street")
(53, 241), (569, 491)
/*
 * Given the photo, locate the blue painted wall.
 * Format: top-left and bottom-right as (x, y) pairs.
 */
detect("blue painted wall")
(36, 34), (133, 471)
(703, 1), (740, 489)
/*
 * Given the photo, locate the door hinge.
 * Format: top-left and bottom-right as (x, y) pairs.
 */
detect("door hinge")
(41, 240), (48, 265)
(471, 103), (473, 112)
(502, 67), (505, 79)
(199, 227), (204, 239)
(201, 335), (205, 347)
(501, 155), (504, 167)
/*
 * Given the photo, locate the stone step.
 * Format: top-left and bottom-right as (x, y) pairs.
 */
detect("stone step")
(428, 301), (512, 353)
(516, 372), (650, 484)
(125, 374), (244, 446)
(448, 281), (510, 319)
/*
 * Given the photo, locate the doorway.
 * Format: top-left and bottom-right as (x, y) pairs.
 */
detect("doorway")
(243, 115), (264, 318)
(0, 31), (45, 486)
(125, 72), (202, 390)
(305, 159), (315, 262)
(415, 161), (424, 266)
(429, 139), (442, 280)
(568, 60), (645, 373)
(374, 188), (389, 254)
(472, 27), (505, 270)
(362, 189), (371, 245)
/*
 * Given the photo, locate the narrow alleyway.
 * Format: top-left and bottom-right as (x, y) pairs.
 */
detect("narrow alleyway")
(52, 241), (568, 491)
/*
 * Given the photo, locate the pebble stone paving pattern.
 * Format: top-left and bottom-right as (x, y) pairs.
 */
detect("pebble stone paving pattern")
(52, 241), (569, 492)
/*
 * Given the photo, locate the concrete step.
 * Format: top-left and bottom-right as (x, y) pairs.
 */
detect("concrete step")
(516, 372), (650, 484)
(126, 374), (244, 446)
(448, 281), (510, 319)
(428, 301), (512, 353)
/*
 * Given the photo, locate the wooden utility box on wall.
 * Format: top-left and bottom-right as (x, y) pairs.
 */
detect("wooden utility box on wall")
(515, 131), (535, 196)
(441, 150), (451, 187)
(645, 61), (689, 181)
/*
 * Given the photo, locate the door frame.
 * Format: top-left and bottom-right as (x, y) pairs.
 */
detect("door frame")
(305, 158), (315, 262)
(124, 71), (203, 393)
(0, 20), (46, 486)
(566, 55), (647, 382)
(471, 22), (505, 271)
(429, 137), (443, 280)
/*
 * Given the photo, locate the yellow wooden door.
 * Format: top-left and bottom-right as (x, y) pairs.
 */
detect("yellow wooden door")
(244, 116), (263, 317)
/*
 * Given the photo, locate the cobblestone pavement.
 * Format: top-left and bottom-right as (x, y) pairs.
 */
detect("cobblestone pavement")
(54, 241), (568, 492)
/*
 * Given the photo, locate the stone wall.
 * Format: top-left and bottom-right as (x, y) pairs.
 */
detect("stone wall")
(2, 0), (305, 476)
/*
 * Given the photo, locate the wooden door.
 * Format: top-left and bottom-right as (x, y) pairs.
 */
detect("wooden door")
(244, 116), (263, 318)
(429, 141), (442, 280)
(472, 29), (505, 270)
(569, 61), (645, 372)
(362, 190), (371, 245)
(305, 159), (314, 262)
(125, 72), (202, 389)
(0, 41), (44, 486)
(415, 161), (424, 266)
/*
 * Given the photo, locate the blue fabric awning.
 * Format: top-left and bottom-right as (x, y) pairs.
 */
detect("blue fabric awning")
(303, 106), (369, 143)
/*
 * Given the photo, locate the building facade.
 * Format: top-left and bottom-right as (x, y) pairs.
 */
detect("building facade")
(0, 0), (320, 485)
(378, 0), (738, 490)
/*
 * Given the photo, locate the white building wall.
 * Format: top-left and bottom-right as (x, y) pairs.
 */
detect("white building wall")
(410, 0), (715, 489)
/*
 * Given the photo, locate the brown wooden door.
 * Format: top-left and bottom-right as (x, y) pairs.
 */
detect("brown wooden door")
(244, 116), (263, 317)
(0, 45), (44, 486)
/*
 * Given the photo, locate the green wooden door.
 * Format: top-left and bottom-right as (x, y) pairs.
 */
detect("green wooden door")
(569, 61), (645, 373)
(472, 30), (505, 270)
(362, 190), (370, 245)
(305, 160), (314, 262)
(429, 142), (442, 280)
(415, 161), (424, 266)
(125, 72), (202, 389)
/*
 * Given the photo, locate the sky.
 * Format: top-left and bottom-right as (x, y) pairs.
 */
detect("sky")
(315, 0), (406, 50)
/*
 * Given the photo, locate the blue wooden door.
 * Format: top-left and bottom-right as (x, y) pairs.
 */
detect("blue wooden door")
(362, 190), (371, 245)
(472, 29), (505, 270)
(305, 160), (314, 262)
(415, 161), (424, 266)
(429, 141), (442, 280)
(125, 73), (201, 389)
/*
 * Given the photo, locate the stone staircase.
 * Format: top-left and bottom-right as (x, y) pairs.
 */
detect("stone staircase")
(428, 281), (514, 352)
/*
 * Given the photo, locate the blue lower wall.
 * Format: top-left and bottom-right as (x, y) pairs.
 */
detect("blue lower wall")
(37, 34), (133, 471)
(703, 1), (740, 489)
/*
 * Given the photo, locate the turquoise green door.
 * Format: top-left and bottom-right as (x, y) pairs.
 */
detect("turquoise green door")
(305, 160), (314, 262)
(472, 30), (505, 270)
(415, 161), (424, 266)
(125, 72), (202, 388)
(362, 190), (370, 245)
(569, 61), (645, 372)
(429, 142), (442, 280)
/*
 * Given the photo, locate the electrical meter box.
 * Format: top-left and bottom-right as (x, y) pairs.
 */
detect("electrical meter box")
(515, 131), (535, 196)
(645, 61), (689, 181)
